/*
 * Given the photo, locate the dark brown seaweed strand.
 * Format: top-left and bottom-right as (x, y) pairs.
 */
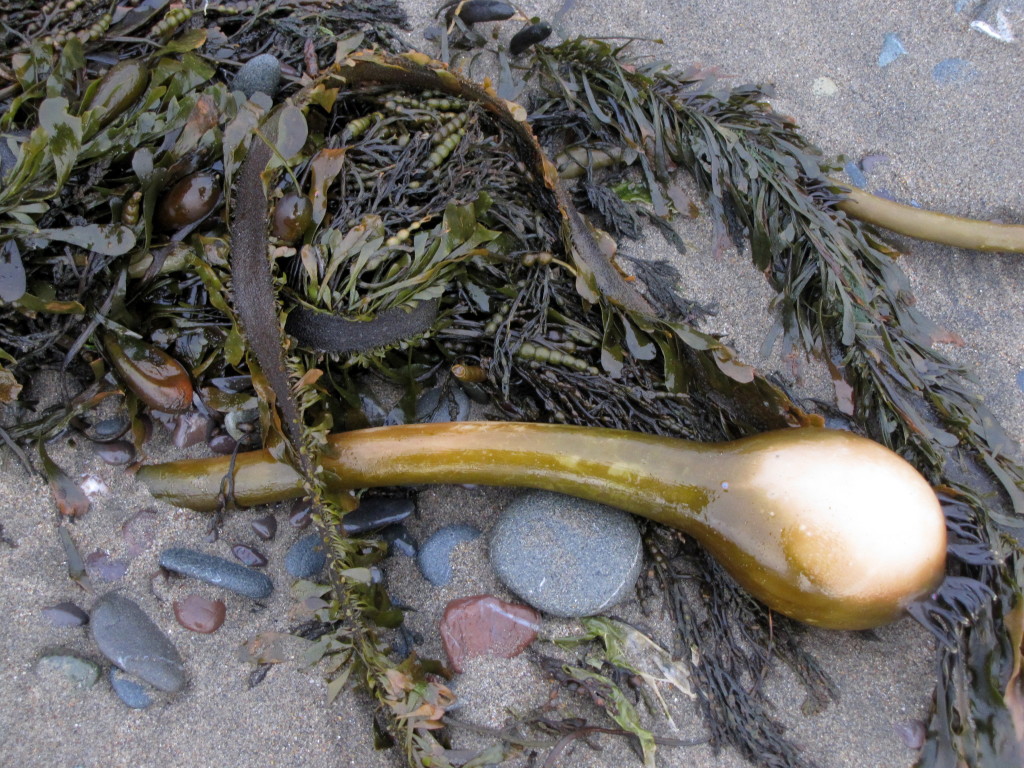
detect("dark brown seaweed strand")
(230, 131), (308, 466)
(286, 299), (439, 353)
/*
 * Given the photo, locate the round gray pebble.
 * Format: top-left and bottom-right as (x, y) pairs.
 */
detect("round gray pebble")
(417, 524), (480, 586)
(415, 386), (470, 423)
(159, 547), (273, 599)
(489, 491), (643, 617)
(90, 593), (186, 693)
(109, 667), (153, 709)
(284, 533), (327, 579)
(230, 53), (281, 99)
(36, 652), (100, 689)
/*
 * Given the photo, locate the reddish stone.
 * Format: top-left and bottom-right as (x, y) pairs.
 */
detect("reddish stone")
(173, 594), (226, 634)
(439, 595), (540, 673)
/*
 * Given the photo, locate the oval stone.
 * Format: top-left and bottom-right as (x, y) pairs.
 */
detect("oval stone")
(159, 547), (273, 600)
(173, 594), (226, 634)
(90, 593), (186, 693)
(488, 491), (643, 617)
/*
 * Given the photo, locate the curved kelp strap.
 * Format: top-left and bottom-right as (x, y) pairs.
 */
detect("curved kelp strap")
(328, 51), (655, 316)
(285, 299), (439, 354)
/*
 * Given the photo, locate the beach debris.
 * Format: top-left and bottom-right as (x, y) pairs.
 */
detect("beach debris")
(416, 524), (481, 586)
(844, 161), (868, 188)
(85, 550), (128, 583)
(877, 33), (907, 66)
(90, 592), (186, 693)
(415, 386), (471, 424)
(342, 496), (415, 535)
(36, 652), (101, 690)
(58, 526), (91, 591)
(159, 547), (273, 600)
(439, 595), (540, 673)
(489, 491), (642, 618)
(230, 53), (283, 99)
(284, 534), (327, 579)
(173, 594), (227, 634)
(251, 514), (278, 542)
(231, 543), (268, 568)
(963, 0), (1021, 42)
(108, 667), (153, 709)
(288, 501), (313, 530)
(41, 602), (89, 628)
(893, 719), (927, 749)
(381, 524), (418, 558)
(121, 509), (159, 559)
(932, 57), (981, 85)
(811, 76), (839, 96)
(40, 445), (89, 518)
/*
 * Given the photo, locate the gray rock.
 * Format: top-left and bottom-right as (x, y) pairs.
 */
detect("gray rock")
(90, 593), (186, 693)
(36, 652), (100, 689)
(284, 534), (327, 579)
(109, 667), (153, 709)
(417, 524), (480, 586)
(159, 547), (273, 599)
(230, 54), (281, 99)
(489, 491), (643, 617)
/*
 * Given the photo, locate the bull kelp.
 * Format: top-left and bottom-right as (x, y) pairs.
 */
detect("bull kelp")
(1, 3), (1022, 768)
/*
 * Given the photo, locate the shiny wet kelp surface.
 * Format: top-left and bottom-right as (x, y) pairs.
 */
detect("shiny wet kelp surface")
(1, 2), (1022, 767)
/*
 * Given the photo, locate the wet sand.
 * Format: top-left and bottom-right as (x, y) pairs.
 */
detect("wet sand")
(0, 2), (1020, 767)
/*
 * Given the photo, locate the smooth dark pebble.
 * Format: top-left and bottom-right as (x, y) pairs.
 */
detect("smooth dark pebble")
(381, 523), (417, 557)
(207, 431), (238, 455)
(92, 439), (136, 466)
(343, 496), (415, 534)
(453, 0), (515, 24)
(289, 500), (312, 529)
(41, 601), (89, 627)
(85, 550), (128, 582)
(415, 386), (470, 424)
(231, 543), (268, 567)
(109, 667), (153, 709)
(230, 53), (282, 99)
(416, 524), (480, 586)
(36, 652), (100, 689)
(159, 547), (273, 599)
(90, 592), (186, 693)
(173, 594), (226, 634)
(251, 514), (278, 541)
(284, 534), (327, 579)
(171, 412), (211, 449)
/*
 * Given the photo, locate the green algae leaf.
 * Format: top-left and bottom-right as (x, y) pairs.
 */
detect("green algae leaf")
(36, 224), (136, 256)
(38, 98), (83, 191)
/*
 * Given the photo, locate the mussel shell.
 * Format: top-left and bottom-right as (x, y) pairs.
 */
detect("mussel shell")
(271, 193), (313, 243)
(155, 172), (222, 231)
(510, 22), (552, 55)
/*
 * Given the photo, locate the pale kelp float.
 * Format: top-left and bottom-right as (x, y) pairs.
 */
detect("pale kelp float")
(1, 2), (1023, 767)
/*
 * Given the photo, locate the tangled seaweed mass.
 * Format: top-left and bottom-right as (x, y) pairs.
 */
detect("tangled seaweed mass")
(1, 1), (1023, 767)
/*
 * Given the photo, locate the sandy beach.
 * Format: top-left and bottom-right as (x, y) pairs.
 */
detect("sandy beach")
(1, 2), (1021, 767)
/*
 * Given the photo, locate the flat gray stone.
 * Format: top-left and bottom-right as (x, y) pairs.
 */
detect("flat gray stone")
(160, 547), (273, 599)
(417, 524), (480, 586)
(109, 667), (153, 709)
(488, 491), (643, 618)
(230, 53), (281, 99)
(90, 593), (185, 693)
(284, 533), (327, 579)
(36, 652), (100, 689)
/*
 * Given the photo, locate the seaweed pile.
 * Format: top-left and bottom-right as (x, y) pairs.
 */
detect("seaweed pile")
(1, 2), (1022, 767)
